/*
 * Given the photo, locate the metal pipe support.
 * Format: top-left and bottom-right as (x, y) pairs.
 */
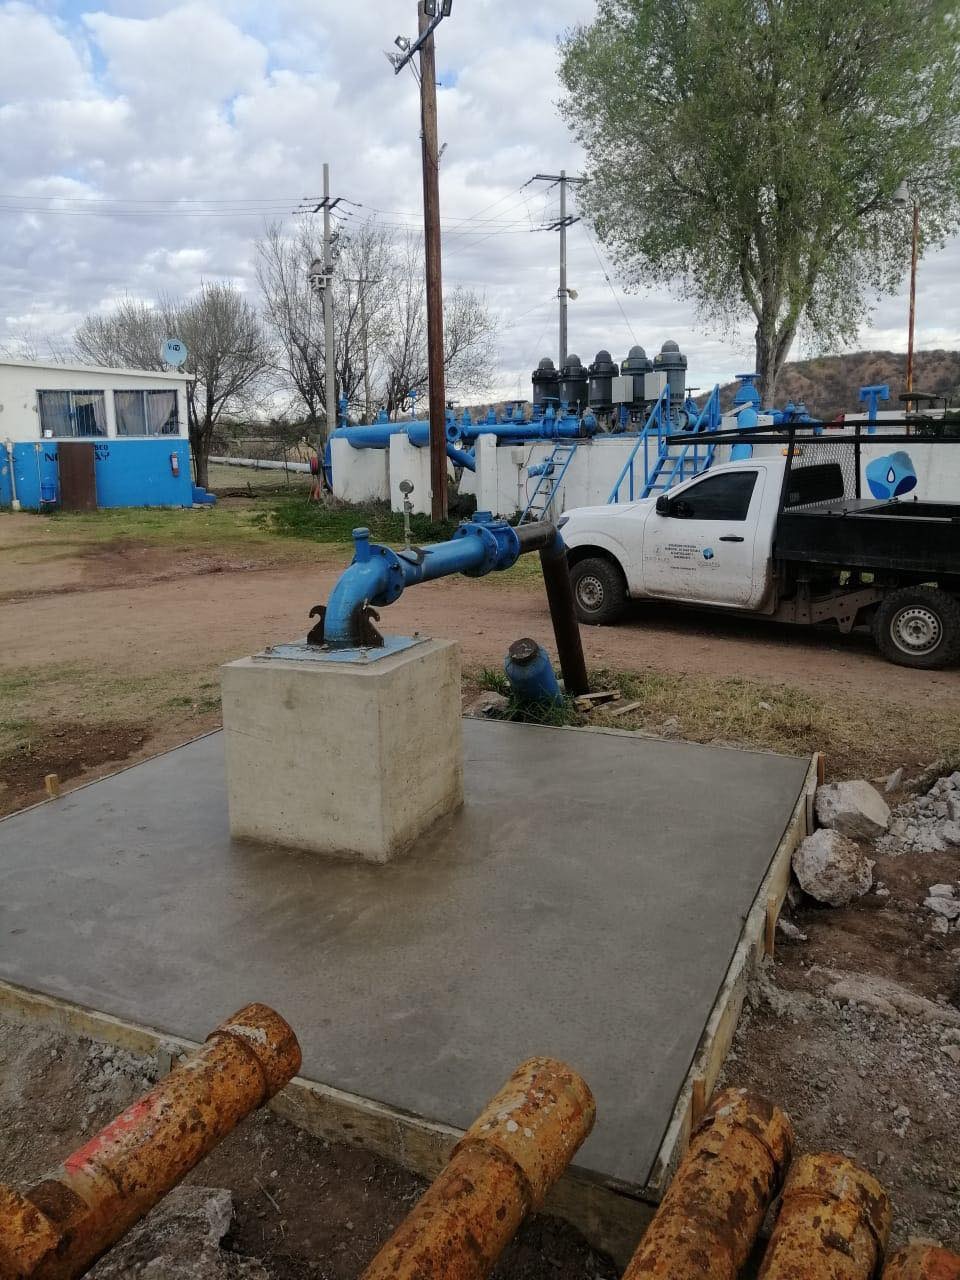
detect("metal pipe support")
(0, 1004), (301, 1280)
(360, 1057), (595, 1280)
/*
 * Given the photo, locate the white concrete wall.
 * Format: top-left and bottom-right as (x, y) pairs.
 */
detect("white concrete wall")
(331, 436), (389, 504)
(325, 421), (960, 517)
(0, 360), (189, 442)
(389, 435), (435, 514)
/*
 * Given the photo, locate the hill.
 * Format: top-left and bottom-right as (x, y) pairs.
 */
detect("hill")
(714, 350), (960, 418)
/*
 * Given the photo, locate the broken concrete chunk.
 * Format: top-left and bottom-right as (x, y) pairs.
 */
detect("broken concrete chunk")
(815, 780), (890, 839)
(89, 1187), (268, 1278)
(884, 767), (904, 793)
(928, 883), (957, 898)
(792, 829), (875, 906)
(940, 821), (960, 847)
(924, 896), (960, 921)
(947, 796), (960, 824)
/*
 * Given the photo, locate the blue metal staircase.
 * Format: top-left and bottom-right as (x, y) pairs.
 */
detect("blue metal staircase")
(519, 441), (579, 523)
(608, 384), (722, 504)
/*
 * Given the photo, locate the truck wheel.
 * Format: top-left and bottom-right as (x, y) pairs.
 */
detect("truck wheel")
(570, 557), (627, 625)
(873, 586), (960, 669)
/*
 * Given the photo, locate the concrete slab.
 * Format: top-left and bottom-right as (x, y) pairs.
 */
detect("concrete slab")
(0, 722), (809, 1189)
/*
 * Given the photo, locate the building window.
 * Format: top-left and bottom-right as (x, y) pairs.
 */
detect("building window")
(38, 390), (107, 438)
(114, 389), (180, 436)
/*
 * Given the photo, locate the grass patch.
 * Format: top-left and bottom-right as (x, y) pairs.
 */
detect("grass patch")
(463, 663), (960, 781)
(259, 499), (458, 545)
(18, 504), (289, 550)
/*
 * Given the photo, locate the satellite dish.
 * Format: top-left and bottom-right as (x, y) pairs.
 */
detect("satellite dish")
(161, 338), (188, 368)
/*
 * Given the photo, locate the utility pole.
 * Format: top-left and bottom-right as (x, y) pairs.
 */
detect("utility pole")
(390, 1), (453, 522)
(417, 3), (447, 520)
(307, 168), (342, 436)
(322, 162), (337, 436)
(531, 172), (585, 367)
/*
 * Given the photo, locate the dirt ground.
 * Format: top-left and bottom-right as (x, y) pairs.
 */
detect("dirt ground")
(2, 506), (959, 813)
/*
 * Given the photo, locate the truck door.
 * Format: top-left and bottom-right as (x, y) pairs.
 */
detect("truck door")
(642, 468), (765, 607)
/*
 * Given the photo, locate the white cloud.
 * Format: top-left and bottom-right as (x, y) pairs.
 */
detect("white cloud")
(0, 0), (955, 403)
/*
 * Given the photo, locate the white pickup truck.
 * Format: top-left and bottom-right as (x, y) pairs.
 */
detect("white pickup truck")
(558, 453), (960, 668)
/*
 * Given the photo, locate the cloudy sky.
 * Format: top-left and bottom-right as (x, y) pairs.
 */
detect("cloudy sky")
(1, 0), (958, 404)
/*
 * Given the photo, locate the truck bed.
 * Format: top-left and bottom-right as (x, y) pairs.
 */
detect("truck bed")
(775, 498), (960, 576)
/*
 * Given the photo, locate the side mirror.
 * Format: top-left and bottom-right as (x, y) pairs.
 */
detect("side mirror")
(655, 495), (671, 515)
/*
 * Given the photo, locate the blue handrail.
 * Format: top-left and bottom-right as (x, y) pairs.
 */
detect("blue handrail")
(607, 385), (672, 504)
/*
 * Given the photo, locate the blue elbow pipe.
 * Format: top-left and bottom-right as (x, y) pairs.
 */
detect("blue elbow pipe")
(446, 442), (475, 471)
(322, 514), (523, 648)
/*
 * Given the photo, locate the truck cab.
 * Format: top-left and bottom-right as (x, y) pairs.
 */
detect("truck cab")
(559, 459), (784, 620)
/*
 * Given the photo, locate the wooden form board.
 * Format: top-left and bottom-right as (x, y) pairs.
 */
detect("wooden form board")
(0, 751), (816, 1266)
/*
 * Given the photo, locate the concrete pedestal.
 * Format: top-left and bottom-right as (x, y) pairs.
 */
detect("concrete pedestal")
(221, 639), (463, 862)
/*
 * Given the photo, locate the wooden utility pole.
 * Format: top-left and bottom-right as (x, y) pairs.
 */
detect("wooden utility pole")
(418, 2), (448, 521)
(906, 200), (919, 403)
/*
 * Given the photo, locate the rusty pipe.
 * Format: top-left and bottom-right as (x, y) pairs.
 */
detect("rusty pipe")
(758, 1152), (892, 1280)
(883, 1242), (960, 1280)
(0, 1003), (301, 1280)
(360, 1056), (595, 1280)
(622, 1088), (793, 1280)
(538, 531), (590, 696)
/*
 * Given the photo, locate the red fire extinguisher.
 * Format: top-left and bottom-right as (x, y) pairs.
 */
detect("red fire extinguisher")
(170, 452), (180, 477)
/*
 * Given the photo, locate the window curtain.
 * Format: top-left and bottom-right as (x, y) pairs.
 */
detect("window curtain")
(72, 392), (107, 437)
(115, 390), (146, 436)
(37, 390), (72, 437)
(145, 390), (178, 435)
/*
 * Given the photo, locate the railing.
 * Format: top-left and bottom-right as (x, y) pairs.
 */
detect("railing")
(608, 385), (673, 503)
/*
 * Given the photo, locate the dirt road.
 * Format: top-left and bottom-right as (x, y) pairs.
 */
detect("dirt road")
(3, 551), (959, 707)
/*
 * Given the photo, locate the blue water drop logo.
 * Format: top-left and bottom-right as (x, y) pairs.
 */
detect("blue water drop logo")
(703, 547), (715, 560)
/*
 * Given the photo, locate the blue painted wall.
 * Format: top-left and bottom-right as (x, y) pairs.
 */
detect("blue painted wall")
(4, 438), (195, 510)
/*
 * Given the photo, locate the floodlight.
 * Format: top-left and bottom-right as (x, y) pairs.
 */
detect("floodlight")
(442, 0), (453, 14)
(891, 180), (912, 207)
(395, 34), (411, 51)
(424, 0), (437, 13)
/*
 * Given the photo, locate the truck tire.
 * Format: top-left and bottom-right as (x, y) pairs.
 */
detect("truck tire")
(570, 556), (627, 625)
(873, 586), (960, 669)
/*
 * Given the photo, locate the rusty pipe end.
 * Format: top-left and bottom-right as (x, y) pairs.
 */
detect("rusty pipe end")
(457, 1056), (595, 1209)
(698, 1087), (794, 1177)
(883, 1241), (960, 1280)
(0, 1185), (62, 1278)
(207, 1004), (302, 1099)
(781, 1152), (893, 1256)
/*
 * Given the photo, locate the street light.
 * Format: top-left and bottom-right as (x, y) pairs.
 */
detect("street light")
(892, 181), (920, 405)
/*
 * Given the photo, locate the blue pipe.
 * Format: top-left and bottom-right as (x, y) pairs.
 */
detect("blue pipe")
(323, 513), (524, 648)
(504, 638), (563, 707)
(330, 419), (460, 451)
(452, 413), (598, 445)
(446, 442), (476, 471)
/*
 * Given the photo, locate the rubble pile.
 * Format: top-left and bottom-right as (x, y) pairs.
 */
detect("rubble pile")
(877, 772), (960, 857)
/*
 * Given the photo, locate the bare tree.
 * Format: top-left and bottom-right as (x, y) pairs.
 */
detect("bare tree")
(256, 221), (498, 426)
(73, 284), (269, 487)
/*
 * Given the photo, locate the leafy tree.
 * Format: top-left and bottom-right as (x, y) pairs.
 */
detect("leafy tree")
(75, 284), (269, 487)
(560, 0), (960, 402)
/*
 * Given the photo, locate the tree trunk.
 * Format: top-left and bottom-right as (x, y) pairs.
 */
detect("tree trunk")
(192, 430), (211, 490)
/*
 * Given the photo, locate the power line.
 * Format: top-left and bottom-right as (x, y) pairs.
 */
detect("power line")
(580, 219), (639, 346)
